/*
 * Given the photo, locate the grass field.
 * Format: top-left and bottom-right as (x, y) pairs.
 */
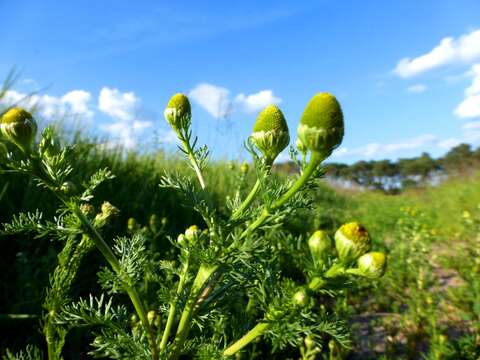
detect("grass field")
(1, 135), (479, 359)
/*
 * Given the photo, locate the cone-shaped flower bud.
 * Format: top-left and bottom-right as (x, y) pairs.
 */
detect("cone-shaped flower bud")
(297, 93), (344, 158)
(334, 222), (371, 263)
(0, 107), (37, 154)
(354, 252), (386, 279)
(250, 105), (290, 162)
(308, 230), (332, 265)
(164, 93), (191, 131)
(185, 225), (200, 243)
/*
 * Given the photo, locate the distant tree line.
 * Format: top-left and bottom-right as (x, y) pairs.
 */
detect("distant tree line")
(274, 144), (480, 193)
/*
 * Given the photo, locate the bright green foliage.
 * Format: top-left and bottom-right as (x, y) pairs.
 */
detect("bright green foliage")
(0, 94), (390, 360)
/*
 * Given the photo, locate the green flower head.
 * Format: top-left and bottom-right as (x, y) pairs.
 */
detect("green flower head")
(0, 107), (37, 154)
(250, 105), (290, 162)
(308, 230), (332, 267)
(164, 93), (192, 131)
(353, 252), (387, 279)
(334, 222), (371, 263)
(297, 93), (344, 158)
(185, 224), (200, 243)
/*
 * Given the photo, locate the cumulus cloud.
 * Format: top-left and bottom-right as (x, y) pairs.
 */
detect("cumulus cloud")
(2, 89), (93, 119)
(97, 87), (153, 149)
(407, 84), (427, 93)
(234, 90), (281, 113)
(454, 63), (480, 119)
(189, 83), (281, 119)
(189, 83), (232, 119)
(394, 29), (480, 78)
(98, 87), (139, 121)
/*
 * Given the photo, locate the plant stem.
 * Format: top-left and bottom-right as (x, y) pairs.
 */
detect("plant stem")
(240, 152), (322, 239)
(231, 179), (261, 220)
(180, 136), (206, 190)
(159, 259), (190, 352)
(71, 206), (159, 360)
(223, 322), (270, 357)
(169, 264), (218, 360)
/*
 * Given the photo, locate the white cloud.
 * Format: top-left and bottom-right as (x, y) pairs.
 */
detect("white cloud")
(394, 29), (480, 78)
(234, 90), (281, 113)
(98, 87), (139, 122)
(97, 87), (155, 149)
(332, 134), (438, 159)
(1, 89), (93, 119)
(189, 83), (281, 119)
(454, 63), (480, 118)
(407, 84), (427, 93)
(189, 83), (232, 119)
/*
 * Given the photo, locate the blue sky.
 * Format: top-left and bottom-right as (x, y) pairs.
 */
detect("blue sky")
(1, 0), (480, 163)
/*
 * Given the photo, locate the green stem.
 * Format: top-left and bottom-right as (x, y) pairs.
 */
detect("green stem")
(159, 259), (190, 351)
(240, 152), (322, 239)
(71, 206), (159, 360)
(180, 136), (206, 189)
(231, 179), (261, 220)
(223, 322), (270, 356)
(169, 264), (218, 360)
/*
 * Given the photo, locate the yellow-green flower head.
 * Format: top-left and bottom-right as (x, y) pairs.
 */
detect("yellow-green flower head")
(0, 107), (37, 154)
(250, 105), (290, 162)
(297, 93), (344, 158)
(164, 93), (191, 131)
(355, 252), (387, 279)
(308, 230), (332, 263)
(147, 310), (157, 325)
(334, 222), (371, 263)
(80, 203), (95, 217)
(185, 224), (200, 242)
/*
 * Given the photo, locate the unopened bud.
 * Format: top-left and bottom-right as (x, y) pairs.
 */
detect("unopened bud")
(297, 93), (344, 158)
(240, 162), (249, 174)
(308, 230), (332, 265)
(60, 181), (77, 196)
(304, 335), (315, 351)
(147, 310), (156, 325)
(161, 217), (168, 226)
(0, 107), (37, 154)
(101, 201), (119, 217)
(334, 222), (371, 263)
(127, 217), (137, 231)
(177, 234), (186, 246)
(349, 252), (386, 279)
(293, 288), (309, 307)
(250, 105), (289, 163)
(164, 93), (191, 131)
(185, 225), (200, 242)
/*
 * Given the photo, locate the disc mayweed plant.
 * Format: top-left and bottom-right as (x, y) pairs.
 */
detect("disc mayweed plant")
(0, 93), (387, 359)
